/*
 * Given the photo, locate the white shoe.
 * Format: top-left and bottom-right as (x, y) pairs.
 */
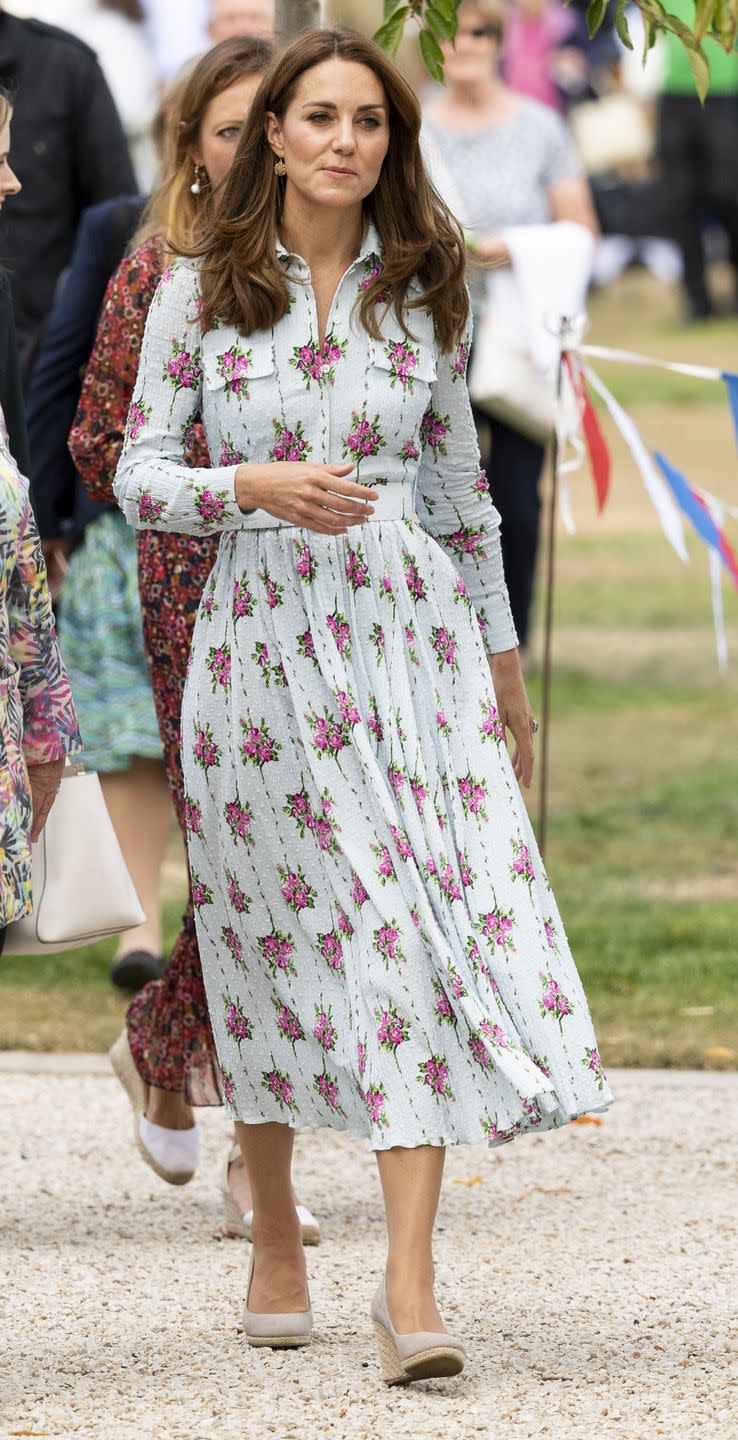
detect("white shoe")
(221, 1140), (321, 1244)
(109, 1030), (201, 1186)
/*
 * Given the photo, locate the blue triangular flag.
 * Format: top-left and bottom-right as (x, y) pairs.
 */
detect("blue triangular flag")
(721, 372), (738, 455)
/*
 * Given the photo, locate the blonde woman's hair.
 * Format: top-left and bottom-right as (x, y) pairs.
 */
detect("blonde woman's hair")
(190, 28), (469, 354)
(133, 35), (272, 255)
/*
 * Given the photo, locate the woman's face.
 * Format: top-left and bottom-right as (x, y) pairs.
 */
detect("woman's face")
(191, 74), (264, 189)
(266, 58), (390, 214)
(441, 5), (500, 89)
(0, 119), (22, 210)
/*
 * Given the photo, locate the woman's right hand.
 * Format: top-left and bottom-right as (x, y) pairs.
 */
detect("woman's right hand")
(235, 462), (378, 536)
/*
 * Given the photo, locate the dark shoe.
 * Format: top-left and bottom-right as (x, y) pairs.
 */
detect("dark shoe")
(110, 950), (166, 991)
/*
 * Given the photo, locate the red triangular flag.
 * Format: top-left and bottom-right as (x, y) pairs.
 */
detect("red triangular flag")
(564, 355), (611, 513)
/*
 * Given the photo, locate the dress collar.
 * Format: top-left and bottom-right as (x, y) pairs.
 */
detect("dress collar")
(276, 220), (382, 271)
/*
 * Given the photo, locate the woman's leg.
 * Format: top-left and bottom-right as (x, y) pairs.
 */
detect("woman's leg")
(375, 1145), (446, 1333)
(101, 755), (172, 960)
(235, 1121), (308, 1313)
(485, 416), (547, 650)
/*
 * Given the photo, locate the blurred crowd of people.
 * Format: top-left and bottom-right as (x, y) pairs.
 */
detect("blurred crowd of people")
(1, 0), (737, 987)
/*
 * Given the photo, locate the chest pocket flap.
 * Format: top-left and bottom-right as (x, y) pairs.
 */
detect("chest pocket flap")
(202, 331), (275, 393)
(372, 337), (437, 387)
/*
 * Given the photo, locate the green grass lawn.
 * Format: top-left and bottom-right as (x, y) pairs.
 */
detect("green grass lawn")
(1, 272), (736, 1069)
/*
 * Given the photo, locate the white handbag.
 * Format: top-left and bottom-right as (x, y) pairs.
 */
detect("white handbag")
(3, 767), (145, 955)
(469, 311), (558, 443)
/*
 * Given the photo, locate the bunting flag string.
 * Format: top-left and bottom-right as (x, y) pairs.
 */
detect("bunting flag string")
(558, 337), (738, 668)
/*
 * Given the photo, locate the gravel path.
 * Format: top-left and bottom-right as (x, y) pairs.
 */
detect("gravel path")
(1, 1060), (736, 1440)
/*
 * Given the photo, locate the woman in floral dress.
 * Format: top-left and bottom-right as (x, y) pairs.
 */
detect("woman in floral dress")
(116, 28), (613, 1382)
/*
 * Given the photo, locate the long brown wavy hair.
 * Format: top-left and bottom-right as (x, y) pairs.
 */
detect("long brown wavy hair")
(191, 28), (469, 353)
(135, 36), (272, 256)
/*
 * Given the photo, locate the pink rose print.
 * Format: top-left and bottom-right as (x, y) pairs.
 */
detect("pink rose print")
(202, 579), (218, 620)
(371, 838), (397, 885)
(163, 339), (202, 395)
(326, 609), (351, 657)
(136, 489), (163, 525)
(384, 338), (420, 392)
(368, 698), (384, 743)
(450, 339), (470, 382)
(480, 1019), (510, 1051)
(184, 795), (202, 836)
(273, 997), (305, 1050)
(477, 907), (515, 953)
(369, 622), (385, 663)
(401, 437), (420, 465)
(290, 329), (347, 389)
(338, 907), (354, 937)
(293, 541), (318, 584)
(363, 1082), (389, 1130)
(346, 545), (371, 591)
(261, 1065), (299, 1113)
(206, 644), (231, 693)
(193, 720), (221, 773)
(351, 871), (368, 909)
(432, 979), (457, 1026)
(538, 971), (574, 1030)
(375, 1004), (410, 1053)
(224, 992), (253, 1046)
(126, 397), (150, 444)
(442, 524), (488, 562)
(444, 963), (468, 1001)
(419, 406), (450, 458)
(534, 1053), (552, 1079)
(216, 343), (253, 399)
(390, 824), (414, 862)
(379, 573), (396, 609)
(425, 853), (462, 903)
(453, 574), (472, 612)
(232, 576), (255, 621)
(510, 838), (535, 887)
(404, 621), (420, 666)
(219, 436), (245, 466)
(317, 928), (345, 978)
(240, 716), (281, 770)
(191, 871), (212, 909)
(193, 485), (229, 530)
(544, 918), (560, 954)
(583, 1045), (607, 1090)
(226, 870), (251, 914)
(313, 1005), (337, 1052)
(387, 764), (405, 800)
(341, 409), (385, 474)
(359, 257), (386, 298)
(220, 1067), (236, 1107)
(480, 700), (505, 744)
(468, 1030), (495, 1072)
(224, 795), (255, 847)
(305, 695), (357, 758)
(221, 925), (244, 966)
(457, 771), (488, 821)
(259, 929), (297, 978)
(278, 864), (317, 914)
(297, 629), (318, 668)
(314, 1069), (346, 1115)
(457, 849), (476, 889)
(182, 415), (199, 455)
(259, 567), (284, 610)
(430, 624), (459, 673)
(357, 1040), (368, 1078)
(373, 921), (405, 968)
(271, 417), (312, 462)
(472, 470), (488, 500)
(417, 1055), (455, 1101)
(435, 706), (451, 737)
(402, 550), (427, 602)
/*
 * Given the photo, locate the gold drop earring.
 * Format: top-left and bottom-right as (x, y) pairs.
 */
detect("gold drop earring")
(274, 156), (287, 177)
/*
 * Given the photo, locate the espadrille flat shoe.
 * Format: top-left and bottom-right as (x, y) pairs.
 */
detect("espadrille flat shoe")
(241, 1254), (313, 1349)
(221, 1140), (321, 1244)
(109, 1029), (200, 1186)
(371, 1279), (466, 1385)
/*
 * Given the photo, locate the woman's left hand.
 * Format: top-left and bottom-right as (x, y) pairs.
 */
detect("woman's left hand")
(490, 649), (536, 789)
(27, 758), (66, 842)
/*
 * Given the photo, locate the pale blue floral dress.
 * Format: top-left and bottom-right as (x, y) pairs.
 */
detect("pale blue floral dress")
(115, 226), (614, 1150)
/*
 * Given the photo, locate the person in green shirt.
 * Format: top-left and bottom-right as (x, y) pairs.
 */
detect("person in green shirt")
(658, 0), (738, 319)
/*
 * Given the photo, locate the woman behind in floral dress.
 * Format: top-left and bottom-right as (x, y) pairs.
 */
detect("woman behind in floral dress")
(115, 29), (613, 1383)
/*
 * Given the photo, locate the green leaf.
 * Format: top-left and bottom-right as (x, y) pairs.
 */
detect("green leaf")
(419, 25), (445, 82)
(586, 0), (607, 37)
(374, 4), (411, 54)
(426, 1), (457, 41)
(684, 39), (711, 99)
(614, 0), (634, 49)
(383, 0), (401, 17)
(692, 0), (718, 40)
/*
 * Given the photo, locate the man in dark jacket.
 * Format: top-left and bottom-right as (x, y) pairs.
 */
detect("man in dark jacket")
(0, 7), (137, 380)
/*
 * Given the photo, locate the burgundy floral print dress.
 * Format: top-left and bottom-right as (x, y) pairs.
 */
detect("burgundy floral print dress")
(115, 227), (613, 1149)
(69, 234), (221, 1104)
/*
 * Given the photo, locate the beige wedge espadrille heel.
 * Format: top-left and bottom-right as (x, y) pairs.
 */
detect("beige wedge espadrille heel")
(370, 1280), (466, 1385)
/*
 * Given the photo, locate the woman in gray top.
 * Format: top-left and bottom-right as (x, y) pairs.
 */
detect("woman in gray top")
(424, 0), (597, 652)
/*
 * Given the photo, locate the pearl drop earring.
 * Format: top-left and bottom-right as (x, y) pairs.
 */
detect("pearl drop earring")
(190, 163), (205, 195)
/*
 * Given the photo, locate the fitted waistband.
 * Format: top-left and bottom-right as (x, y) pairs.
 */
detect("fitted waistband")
(240, 486), (415, 528)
